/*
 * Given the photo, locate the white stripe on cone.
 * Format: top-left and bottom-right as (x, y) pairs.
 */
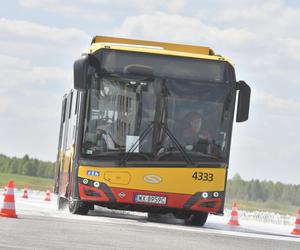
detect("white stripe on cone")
(5, 188), (15, 195)
(1, 201), (15, 210)
(294, 224), (300, 229)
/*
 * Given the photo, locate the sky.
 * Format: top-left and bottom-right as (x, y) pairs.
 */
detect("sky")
(0, 0), (299, 184)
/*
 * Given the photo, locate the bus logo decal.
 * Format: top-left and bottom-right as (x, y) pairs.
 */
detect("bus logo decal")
(118, 192), (126, 198)
(86, 170), (100, 177)
(143, 175), (162, 184)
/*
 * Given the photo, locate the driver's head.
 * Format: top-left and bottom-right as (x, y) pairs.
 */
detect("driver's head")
(185, 112), (202, 133)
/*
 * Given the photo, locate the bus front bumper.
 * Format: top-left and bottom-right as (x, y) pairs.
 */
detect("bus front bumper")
(77, 178), (224, 213)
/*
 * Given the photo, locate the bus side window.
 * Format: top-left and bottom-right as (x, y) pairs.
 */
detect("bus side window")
(71, 91), (79, 142)
(69, 92), (73, 118)
(75, 91), (79, 115)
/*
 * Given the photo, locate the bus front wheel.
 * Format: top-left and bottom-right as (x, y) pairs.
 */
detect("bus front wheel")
(147, 212), (162, 222)
(184, 212), (208, 226)
(68, 199), (90, 215)
(57, 196), (67, 210)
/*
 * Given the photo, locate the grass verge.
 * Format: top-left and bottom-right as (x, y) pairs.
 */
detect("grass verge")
(225, 199), (299, 216)
(0, 172), (54, 191)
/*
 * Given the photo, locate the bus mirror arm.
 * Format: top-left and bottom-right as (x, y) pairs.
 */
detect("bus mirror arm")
(236, 80), (251, 122)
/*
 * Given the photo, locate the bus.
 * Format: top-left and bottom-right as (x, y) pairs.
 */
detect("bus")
(54, 36), (250, 226)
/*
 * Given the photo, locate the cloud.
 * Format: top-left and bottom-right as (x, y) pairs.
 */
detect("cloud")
(0, 17), (88, 45)
(116, 0), (186, 13)
(253, 89), (300, 116)
(0, 17), (90, 73)
(196, 1), (300, 79)
(0, 54), (31, 72)
(229, 88), (300, 183)
(207, 0), (300, 34)
(114, 12), (254, 48)
(0, 54), (70, 161)
(19, 0), (109, 21)
(20, 0), (186, 21)
(0, 18), (86, 160)
(0, 54), (70, 89)
(112, 1), (300, 90)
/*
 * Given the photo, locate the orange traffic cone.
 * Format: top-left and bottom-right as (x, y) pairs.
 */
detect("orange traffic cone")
(291, 209), (300, 235)
(2, 186), (7, 196)
(44, 189), (51, 201)
(228, 201), (240, 226)
(22, 187), (29, 199)
(0, 180), (17, 218)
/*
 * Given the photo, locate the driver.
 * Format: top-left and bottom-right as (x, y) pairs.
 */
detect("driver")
(182, 112), (211, 150)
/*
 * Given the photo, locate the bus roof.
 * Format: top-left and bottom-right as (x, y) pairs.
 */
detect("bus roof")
(89, 36), (232, 64)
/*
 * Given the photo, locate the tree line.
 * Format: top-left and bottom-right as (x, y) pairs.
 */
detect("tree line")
(0, 154), (55, 179)
(226, 173), (300, 207)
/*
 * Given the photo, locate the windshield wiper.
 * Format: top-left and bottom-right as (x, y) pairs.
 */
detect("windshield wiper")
(152, 78), (194, 166)
(119, 122), (154, 166)
(156, 123), (194, 166)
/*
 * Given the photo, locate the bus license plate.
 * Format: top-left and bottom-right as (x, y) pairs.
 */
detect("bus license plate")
(135, 194), (167, 205)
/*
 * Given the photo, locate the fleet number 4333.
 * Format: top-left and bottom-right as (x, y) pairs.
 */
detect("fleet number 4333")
(192, 172), (214, 182)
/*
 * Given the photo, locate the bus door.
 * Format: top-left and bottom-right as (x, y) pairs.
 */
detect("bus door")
(54, 96), (66, 194)
(59, 91), (74, 197)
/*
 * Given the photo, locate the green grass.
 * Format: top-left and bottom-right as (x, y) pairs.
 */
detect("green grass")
(225, 199), (299, 216)
(0, 172), (54, 191)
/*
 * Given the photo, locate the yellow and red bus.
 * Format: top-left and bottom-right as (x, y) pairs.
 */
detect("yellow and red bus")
(54, 36), (250, 226)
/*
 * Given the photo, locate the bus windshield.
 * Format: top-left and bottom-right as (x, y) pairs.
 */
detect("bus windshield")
(81, 73), (233, 164)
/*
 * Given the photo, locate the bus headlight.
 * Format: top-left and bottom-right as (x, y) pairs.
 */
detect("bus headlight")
(213, 192), (219, 198)
(202, 192), (208, 198)
(93, 181), (100, 188)
(83, 179), (88, 185)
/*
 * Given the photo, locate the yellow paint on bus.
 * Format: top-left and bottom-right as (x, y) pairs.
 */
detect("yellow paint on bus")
(78, 166), (226, 195)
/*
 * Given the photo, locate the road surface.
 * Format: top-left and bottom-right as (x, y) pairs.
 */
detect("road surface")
(0, 189), (299, 249)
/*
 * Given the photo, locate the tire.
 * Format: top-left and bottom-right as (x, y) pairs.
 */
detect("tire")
(147, 213), (161, 222)
(184, 212), (208, 226)
(68, 199), (90, 215)
(57, 196), (67, 210)
(173, 211), (190, 220)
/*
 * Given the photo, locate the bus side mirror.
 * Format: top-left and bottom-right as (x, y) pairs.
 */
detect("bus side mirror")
(73, 55), (89, 91)
(236, 80), (251, 122)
